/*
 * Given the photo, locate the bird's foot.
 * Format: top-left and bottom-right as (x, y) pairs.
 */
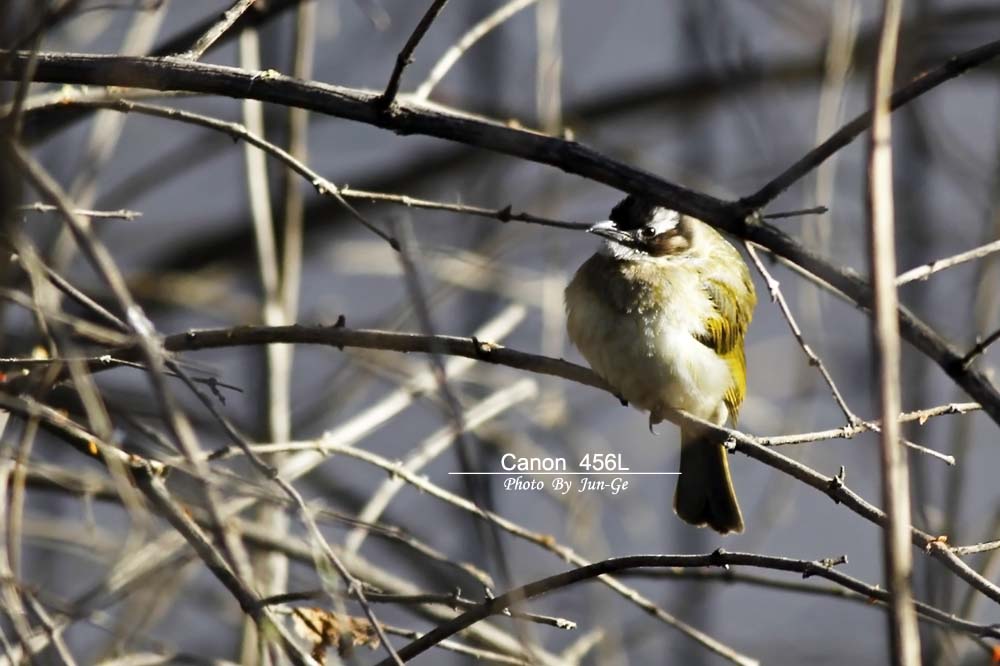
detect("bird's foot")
(648, 413), (661, 435)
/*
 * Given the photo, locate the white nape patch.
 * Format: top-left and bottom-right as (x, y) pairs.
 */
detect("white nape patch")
(649, 207), (680, 234)
(592, 207), (684, 262)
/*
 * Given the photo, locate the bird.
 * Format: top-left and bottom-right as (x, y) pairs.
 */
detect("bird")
(564, 195), (755, 534)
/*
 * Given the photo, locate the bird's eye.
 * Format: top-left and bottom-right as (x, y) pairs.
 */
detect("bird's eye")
(640, 225), (656, 238)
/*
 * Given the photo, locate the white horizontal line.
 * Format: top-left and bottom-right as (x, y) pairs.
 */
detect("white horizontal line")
(447, 472), (680, 475)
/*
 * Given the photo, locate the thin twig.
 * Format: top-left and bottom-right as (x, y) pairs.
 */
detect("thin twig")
(339, 186), (588, 229)
(951, 540), (1000, 557)
(743, 37), (1000, 208)
(762, 426), (954, 465)
(160, 324), (608, 391)
(764, 402), (981, 445)
(960, 326), (1000, 368)
(413, 0), (539, 101)
(378, 0), (451, 109)
(896, 238), (1000, 285)
(53, 97), (397, 247)
(761, 205), (829, 220)
(260, 588), (574, 629)
(175, 0), (258, 61)
(747, 239), (953, 464)
(745, 242), (860, 425)
(17, 203), (142, 220)
(377, 625), (533, 665)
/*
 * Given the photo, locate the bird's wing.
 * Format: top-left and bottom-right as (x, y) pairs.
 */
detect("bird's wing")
(696, 275), (755, 421)
(696, 277), (753, 355)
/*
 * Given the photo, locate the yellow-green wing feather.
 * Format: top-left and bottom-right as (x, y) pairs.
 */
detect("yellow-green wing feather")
(696, 275), (755, 421)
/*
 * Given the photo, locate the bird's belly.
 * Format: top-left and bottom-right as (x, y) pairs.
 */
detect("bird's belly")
(568, 306), (731, 422)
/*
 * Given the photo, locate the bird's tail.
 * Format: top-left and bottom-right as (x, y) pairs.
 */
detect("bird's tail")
(673, 425), (744, 534)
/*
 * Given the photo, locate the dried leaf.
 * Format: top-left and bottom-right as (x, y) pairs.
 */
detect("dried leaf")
(346, 616), (379, 649)
(292, 607), (381, 664)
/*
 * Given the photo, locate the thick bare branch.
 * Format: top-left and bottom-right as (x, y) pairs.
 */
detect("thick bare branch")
(375, 551), (1000, 665)
(3, 48), (999, 427)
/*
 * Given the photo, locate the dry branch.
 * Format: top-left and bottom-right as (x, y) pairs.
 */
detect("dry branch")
(3, 46), (1000, 427)
(865, 1), (921, 662)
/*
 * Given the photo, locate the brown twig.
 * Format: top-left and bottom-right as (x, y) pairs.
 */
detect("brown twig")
(743, 37), (1000, 208)
(376, 625), (533, 665)
(961, 326), (1000, 368)
(339, 186), (588, 229)
(896, 238), (1000, 286)
(174, 0), (259, 61)
(413, 0), (539, 101)
(761, 205), (829, 220)
(378, 0), (451, 109)
(259, 588), (575, 630)
(745, 241), (860, 425)
(25, 99), (583, 233)
(763, 401), (982, 443)
(51, 97), (397, 247)
(17, 203), (142, 220)
(160, 324), (607, 391)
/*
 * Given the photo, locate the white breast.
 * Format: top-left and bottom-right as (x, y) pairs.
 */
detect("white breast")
(565, 261), (733, 424)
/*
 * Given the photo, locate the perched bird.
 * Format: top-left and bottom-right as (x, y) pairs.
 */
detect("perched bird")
(565, 196), (756, 534)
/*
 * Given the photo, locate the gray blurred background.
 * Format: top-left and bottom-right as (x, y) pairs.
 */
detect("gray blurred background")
(4, 1), (1000, 664)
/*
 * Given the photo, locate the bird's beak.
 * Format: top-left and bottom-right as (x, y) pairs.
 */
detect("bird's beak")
(587, 220), (631, 244)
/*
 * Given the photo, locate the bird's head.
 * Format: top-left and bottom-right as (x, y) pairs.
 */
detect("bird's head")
(588, 196), (695, 261)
